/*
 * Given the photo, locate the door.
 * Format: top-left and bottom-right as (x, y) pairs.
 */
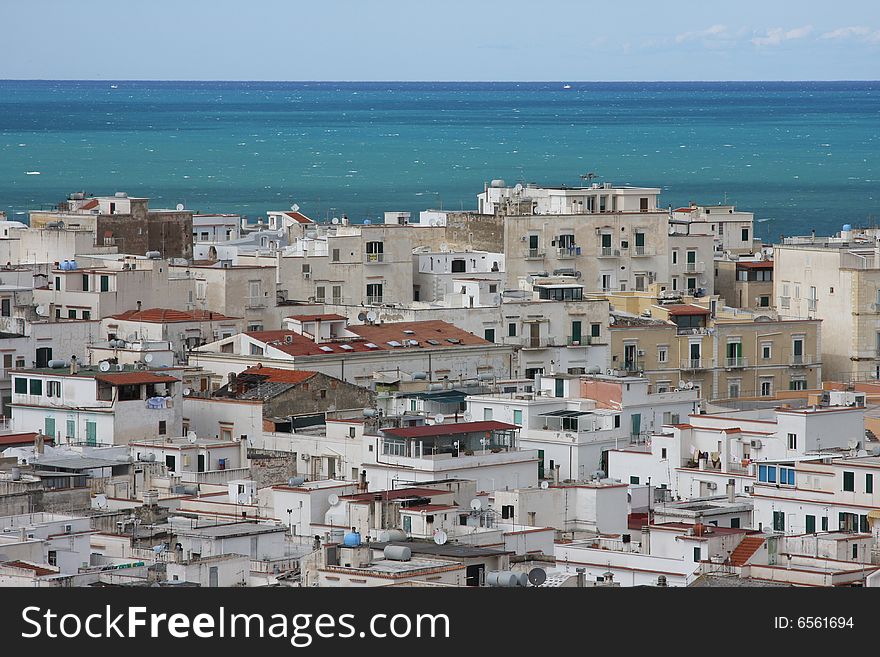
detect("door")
(44, 417), (55, 440)
(805, 515), (816, 534)
(555, 378), (564, 398)
(793, 338), (804, 364)
(465, 563), (485, 587)
(529, 322), (540, 348)
(689, 342), (701, 367)
(197, 454), (205, 473)
(537, 449), (545, 479)
(624, 344), (636, 370)
(630, 413), (641, 439)
(36, 347), (53, 369)
(528, 234), (538, 256)
(571, 321), (582, 345)
(86, 420), (97, 446)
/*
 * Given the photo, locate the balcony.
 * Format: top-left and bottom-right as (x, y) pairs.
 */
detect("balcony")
(599, 247), (619, 257)
(684, 261), (705, 273)
(524, 249), (545, 260)
(522, 336), (560, 349)
(556, 246), (581, 259)
(632, 245), (651, 256)
(364, 252), (385, 264)
(789, 354), (813, 367)
(244, 297), (266, 309)
(366, 296), (384, 306)
(567, 335), (595, 346)
(725, 357), (747, 369)
(681, 358), (710, 370)
(621, 359), (643, 373)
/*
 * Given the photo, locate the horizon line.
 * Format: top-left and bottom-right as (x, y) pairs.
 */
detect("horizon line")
(1, 78), (879, 84)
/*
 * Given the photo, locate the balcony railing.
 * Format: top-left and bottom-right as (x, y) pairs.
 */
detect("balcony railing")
(365, 252), (385, 264)
(684, 261), (705, 273)
(725, 357), (747, 368)
(556, 246), (580, 259)
(632, 245), (650, 256)
(366, 296), (384, 305)
(567, 335), (594, 346)
(681, 358), (710, 370)
(790, 354), (813, 367)
(621, 358), (643, 373)
(523, 336), (560, 349)
(599, 247), (619, 257)
(525, 249), (545, 259)
(245, 297), (266, 309)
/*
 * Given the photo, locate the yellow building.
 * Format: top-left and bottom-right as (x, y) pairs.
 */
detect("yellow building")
(603, 291), (821, 401)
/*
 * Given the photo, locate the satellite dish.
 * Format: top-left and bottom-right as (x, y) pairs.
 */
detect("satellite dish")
(528, 567), (547, 586)
(95, 494), (108, 509)
(35, 305), (47, 317)
(439, 242), (449, 252)
(99, 360), (111, 372)
(678, 380), (687, 389)
(115, 364), (125, 371)
(291, 204), (300, 212)
(331, 217), (340, 225)
(328, 493), (340, 506)
(175, 203), (185, 211)
(357, 312), (367, 322)
(366, 311), (378, 323)
(434, 413), (445, 425)
(540, 480), (550, 490)
(186, 431), (198, 444)
(433, 529), (448, 546)
(182, 387), (191, 396)
(470, 498), (482, 512)
(143, 353), (154, 363)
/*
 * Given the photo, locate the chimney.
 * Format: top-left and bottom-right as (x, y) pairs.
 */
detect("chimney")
(34, 433), (45, 455)
(727, 478), (736, 503)
(69, 354), (78, 375)
(239, 434), (249, 463)
(136, 300), (142, 313)
(576, 567), (586, 588)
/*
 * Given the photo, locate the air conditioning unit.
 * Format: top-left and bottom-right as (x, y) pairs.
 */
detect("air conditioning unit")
(64, 524), (72, 534)
(750, 439), (763, 449)
(637, 350), (646, 356)
(706, 482), (717, 490)
(300, 453), (311, 461)
(303, 272), (311, 279)
(744, 486), (752, 494)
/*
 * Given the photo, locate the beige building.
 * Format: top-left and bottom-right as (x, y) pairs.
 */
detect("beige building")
(604, 291), (821, 400)
(774, 228), (880, 381)
(714, 258), (774, 310)
(672, 203), (758, 254)
(668, 219), (716, 297)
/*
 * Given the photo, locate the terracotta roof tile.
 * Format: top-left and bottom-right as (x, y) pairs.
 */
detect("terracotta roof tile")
(95, 372), (179, 386)
(111, 308), (239, 323)
(239, 366), (317, 384)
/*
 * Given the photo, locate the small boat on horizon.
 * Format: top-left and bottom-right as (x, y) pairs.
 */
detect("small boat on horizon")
(25, 171), (40, 175)
(563, 84), (572, 89)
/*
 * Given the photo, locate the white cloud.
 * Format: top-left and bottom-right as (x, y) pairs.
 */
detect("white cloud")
(821, 26), (880, 43)
(675, 24), (728, 44)
(751, 25), (813, 47)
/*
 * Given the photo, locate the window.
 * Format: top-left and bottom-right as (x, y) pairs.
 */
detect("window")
(0, 298), (9, 317)
(14, 377), (27, 394)
(758, 465), (778, 483)
(772, 511), (785, 531)
(661, 448), (667, 459)
(779, 467), (795, 486)
(613, 415), (621, 428)
(787, 433), (797, 450)
(657, 346), (668, 363)
(731, 517), (741, 529)
(760, 379), (772, 397)
(805, 515), (816, 534)
(48, 551), (57, 567)
(159, 421), (166, 435)
(671, 250), (678, 265)
(693, 547), (701, 562)
(843, 471), (855, 492)
(100, 275), (109, 292)
(3, 354), (11, 369)
(331, 248), (340, 262)
(821, 517), (828, 531)
(508, 322), (517, 337)
(741, 228), (749, 242)
(590, 323), (601, 338)
(68, 309), (76, 319)
(46, 381), (61, 397)
(513, 409), (522, 426)
(82, 274), (89, 291)
(761, 343), (772, 360)
(315, 286), (326, 303)
(332, 285), (342, 304)
(82, 310), (91, 320)
(249, 344), (264, 356)
(483, 408), (493, 421)
(29, 379), (43, 396)
(366, 283), (383, 304)
(867, 473), (874, 494)
(484, 328), (495, 343)
(630, 476), (640, 485)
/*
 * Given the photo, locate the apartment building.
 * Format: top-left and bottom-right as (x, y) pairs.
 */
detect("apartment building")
(668, 219), (716, 297)
(9, 362), (183, 446)
(672, 203), (757, 254)
(605, 292), (821, 400)
(715, 257), (774, 310)
(774, 227), (880, 381)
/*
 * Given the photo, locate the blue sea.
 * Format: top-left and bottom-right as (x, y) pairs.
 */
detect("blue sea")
(1, 80), (878, 240)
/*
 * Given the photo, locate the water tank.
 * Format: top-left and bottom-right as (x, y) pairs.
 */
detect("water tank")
(69, 260), (77, 270)
(363, 219), (372, 225)
(383, 545), (411, 561)
(48, 359), (69, 368)
(410, 372), (428, 380)
(59, 260), (69, 271)
(287, 476), (306, 487)
(362, 408), (377, 418)
(490, 179), (506, 188)
(145, 251), (161, 259)
(377, 529), (407, 543)
(842, 224), (852, 232)
(343, 531), (361, 547)
(115, 191), (128, 198)
(11, 467), (21, 481)
(486, 571), (520, 587)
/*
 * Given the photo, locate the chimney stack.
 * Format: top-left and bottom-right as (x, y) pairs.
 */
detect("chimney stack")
(727, 478), (736, 503)
(69, 354), (78, 375)
(136, 300), (142, 313)
(34, 432), (45, 455)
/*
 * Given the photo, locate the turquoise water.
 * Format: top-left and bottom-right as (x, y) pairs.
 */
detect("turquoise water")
(1, 81), (878, 240)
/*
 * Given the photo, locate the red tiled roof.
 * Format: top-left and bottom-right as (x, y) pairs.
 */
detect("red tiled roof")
(239, 366), (317, 384)
(284, 211), (314, 224)
(628, 512), (649, 530)
(111, 308), (239, 323)
(247, 320), (490, 357)
(3, 561), (57, 576)
(664, 304), (711, 316)
(80, 199), (99, 210)
(95, 372), (179, 386)
(402, 504), (458, 512)
(0, 432), (53, 448)
(729, 536), (765, 566)
(382, 421), (518, 439)
(736, 261), (773, 269)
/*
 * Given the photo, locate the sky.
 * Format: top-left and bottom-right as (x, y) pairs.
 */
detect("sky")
(2, 0), (880, 80)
